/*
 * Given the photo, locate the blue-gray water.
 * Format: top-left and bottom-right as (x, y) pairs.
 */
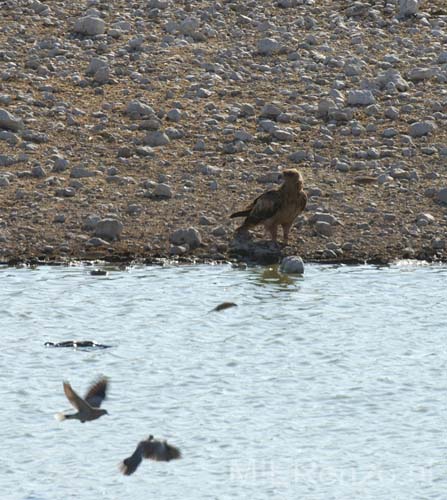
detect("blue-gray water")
(0, 262), (446, 500)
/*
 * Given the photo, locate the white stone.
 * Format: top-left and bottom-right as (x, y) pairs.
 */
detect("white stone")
(0, 108), (23, 131)
(399, 0), (420, 17)
(73, 16), (105, 36)
(170, 227), (202, 249)
(347, 90), (375, 106)
(94, 219), (123, 240)
(280, 256), (304, 274)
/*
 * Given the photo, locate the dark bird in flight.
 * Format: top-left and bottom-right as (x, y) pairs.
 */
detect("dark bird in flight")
(119, 435), (181, 476)
(213, 302), (237, 312)
(55, 377), (109, 423)
(230, 168), (307, 244)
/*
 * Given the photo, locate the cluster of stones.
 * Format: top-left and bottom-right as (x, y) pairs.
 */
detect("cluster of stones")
(0, 0), (446, 263)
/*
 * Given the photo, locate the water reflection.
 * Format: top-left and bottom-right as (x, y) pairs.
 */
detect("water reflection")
(0, 263), (446, 500)
(252, 265), (300, 288)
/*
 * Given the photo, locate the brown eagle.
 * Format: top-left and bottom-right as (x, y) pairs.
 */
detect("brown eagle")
(230, 169), (307, 244)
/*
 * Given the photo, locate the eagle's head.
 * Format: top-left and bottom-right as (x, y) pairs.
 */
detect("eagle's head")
(282, 169), (304, 190)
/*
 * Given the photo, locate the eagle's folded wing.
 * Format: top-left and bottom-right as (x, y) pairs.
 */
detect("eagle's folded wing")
(244, 190), (282, 225)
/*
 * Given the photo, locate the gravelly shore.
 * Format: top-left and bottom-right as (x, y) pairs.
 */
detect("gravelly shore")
(0, 0), (446, 265)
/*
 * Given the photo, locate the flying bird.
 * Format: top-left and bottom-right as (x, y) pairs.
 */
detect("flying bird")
(55, 377), (109, 423)
(119, 435), (181, 476)
(230, 169), (307, 244)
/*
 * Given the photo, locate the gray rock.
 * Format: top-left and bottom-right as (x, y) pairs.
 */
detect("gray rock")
(289, 150), (310, 163)
(0, 175), (10, 187)
(31, 165), (46, 178)
(399, 0), (420, 17)
(260, 103), (282, 118)
(271, 127), (294, 142)
(257, 38), (282, 56)
(0, 108), (23, 131)
(53, 214), (65, 223)
(347, 90), (375, 106)
(407, 67), (435, 82)
(153, 183), (173, 198)
(70, 166), (96, 178)
(170, 245), (188, 255)
(52, 157), (69, 172)
(167, 109), (181, 122)
(409, 121), (435, 138)
(126, 100), (155, 118)
(135, 146), (155, 157)
(416, 213), (434, 226)
(83, 215), (101, 230)
(431, 239), (445, 250)
(87, 237), (110, 247)
(94, 66), (110, 84)
(315, 221), (334, 237)
(86, 57), (108, 76)
(94, 218), (123, 241)
(0, 155), (16, 166)
(170, 227), (202, 249)
(310, 213), (340, 225)
(437, 188), (447, 204)
(55, 187), (76, 197)
(74, 16), (106, 36)
(280, 256), (304, 274)
(143, 131), (170, 147)
(212, 226), (226, 237)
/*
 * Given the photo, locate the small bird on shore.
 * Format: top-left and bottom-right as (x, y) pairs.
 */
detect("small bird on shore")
(119, 435), (182, 476)
(230, 169), (307, 245)
(55, 377), (109, 423)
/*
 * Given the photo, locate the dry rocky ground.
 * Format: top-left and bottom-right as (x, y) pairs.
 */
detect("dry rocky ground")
(0, 0), (446, 265)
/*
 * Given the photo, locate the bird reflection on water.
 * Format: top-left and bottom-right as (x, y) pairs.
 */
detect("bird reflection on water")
(254, 265), (301, 288)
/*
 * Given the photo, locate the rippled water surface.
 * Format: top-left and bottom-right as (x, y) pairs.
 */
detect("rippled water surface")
(1, 262), (446, 500)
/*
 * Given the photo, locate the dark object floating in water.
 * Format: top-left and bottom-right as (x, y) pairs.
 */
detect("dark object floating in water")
(55, 376), (109, 423)
(213, 302), (237, 312)
(119, 435), (182, 476)
(44, 340), (112, 349)
(90, 269), (108, 276)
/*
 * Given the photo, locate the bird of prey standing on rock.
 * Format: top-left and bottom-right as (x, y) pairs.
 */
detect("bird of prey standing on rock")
(230, 168), (307, 244)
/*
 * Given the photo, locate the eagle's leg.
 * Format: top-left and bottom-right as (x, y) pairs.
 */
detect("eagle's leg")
(281, 223), (292, 245)
(265, 224), (278, 242)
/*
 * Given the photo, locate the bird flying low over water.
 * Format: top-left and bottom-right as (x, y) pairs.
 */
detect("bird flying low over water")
(55, 377), (109, 423)
(230, 168), (307, 244)
(119, 435), (182, 476)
